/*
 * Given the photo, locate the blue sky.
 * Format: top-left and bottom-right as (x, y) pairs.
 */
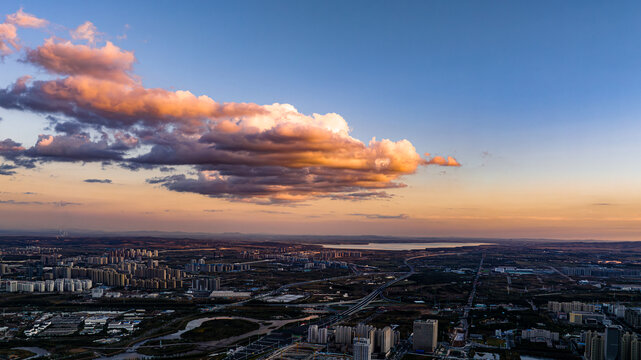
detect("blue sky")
(5, 1), (641, 149)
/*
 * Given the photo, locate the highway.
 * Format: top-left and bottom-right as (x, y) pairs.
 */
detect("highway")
(462, 252), (485, 341)
(225, 254), (427, 360)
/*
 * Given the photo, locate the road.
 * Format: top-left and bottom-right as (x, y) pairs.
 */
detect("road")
(461, 252), (485, 341)
(549, 266), (574, 282)
(225, 254), (428, 360)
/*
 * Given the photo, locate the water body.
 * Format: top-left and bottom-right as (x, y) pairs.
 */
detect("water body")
(318, 242), (493, 251)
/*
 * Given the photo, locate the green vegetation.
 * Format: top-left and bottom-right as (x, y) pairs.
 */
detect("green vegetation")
(181, 318), (259, 342)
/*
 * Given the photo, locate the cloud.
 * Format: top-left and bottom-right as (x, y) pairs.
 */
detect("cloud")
(0, 9), (47, 57)
(203, 209), (223, 213)
(0, 17), (461, 203)
(6, 9), (48, 28)
(349, 213), (409, 220)
(426, 155), (461, 167)
(257, 210), (293, 215)
(53, 121), (86, 135)
(24, 134), (128, 162)
(0, 68), (265, 131)
(84, 178), (112, 184)
(0, 163), (17, 175)
(0, 138), (25, 155)
(26, 39), (135, 83)
(0, 199), (81, 207)
(326, 191), (392, 201)
(117, 24), (130, 40)
(71, 21), (101, 43)
(0, 23), (18, 56)
(54, 200), (81, 207)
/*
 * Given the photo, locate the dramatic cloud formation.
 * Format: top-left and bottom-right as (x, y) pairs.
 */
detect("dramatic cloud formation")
(0, 11), (461, 203)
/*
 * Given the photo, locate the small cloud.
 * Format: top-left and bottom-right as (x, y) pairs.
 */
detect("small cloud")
(23, 191), (36, 195)
(326, 191), (393, 201)
(427, 155), (461, 167)
(84, 178), (112, 184)
(592, 203), (613, 206)
(55, 201), (81, 207)
(117, 24), (130, 40)
(204, 209), (223, 213)
(0, 164), (18, 176)
(257, 210), (293, 215)
(71, 21), (101, 43)
(6, 8), (48, 28)
(0, 199), (81, 207)
(349, 213), (409, 220)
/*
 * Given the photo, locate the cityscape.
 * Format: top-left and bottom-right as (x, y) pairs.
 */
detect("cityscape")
(0, 238), (639, 359)
(2, 1), (641, 360)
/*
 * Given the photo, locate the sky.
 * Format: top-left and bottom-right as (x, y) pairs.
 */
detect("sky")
(1, 1), (641, 240)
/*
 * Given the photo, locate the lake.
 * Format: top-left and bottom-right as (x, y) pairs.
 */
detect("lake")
(317, 242), (494, 251)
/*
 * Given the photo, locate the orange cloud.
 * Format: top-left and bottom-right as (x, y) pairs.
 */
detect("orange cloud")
(0, 19), (461, 203)
(427, 155), (461, 167)
(26, 39), (136, 83)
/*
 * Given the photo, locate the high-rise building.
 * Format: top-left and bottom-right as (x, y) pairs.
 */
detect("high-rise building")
(632, 334), (641, 360)
(605, 326), (620, 360)
(413, 319), (438, 353)
(590, 335), (605, 360)
(626, 309), (641, 329)
(318, 327), (328, 344)
(622, 332), (633, 360)
(377, 326), (393, 356)
(335, 326), (353, 345)
(355, 324), (375, 339)
(307, 325), (319, 343)
(353, 338), (371, 360)
(585, 331), (598, 360)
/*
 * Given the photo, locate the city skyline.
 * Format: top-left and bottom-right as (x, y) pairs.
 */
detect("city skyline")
(2, 1), (641, 240)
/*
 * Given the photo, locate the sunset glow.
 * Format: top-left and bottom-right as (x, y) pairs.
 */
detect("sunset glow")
(1, 2), (640, 240)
